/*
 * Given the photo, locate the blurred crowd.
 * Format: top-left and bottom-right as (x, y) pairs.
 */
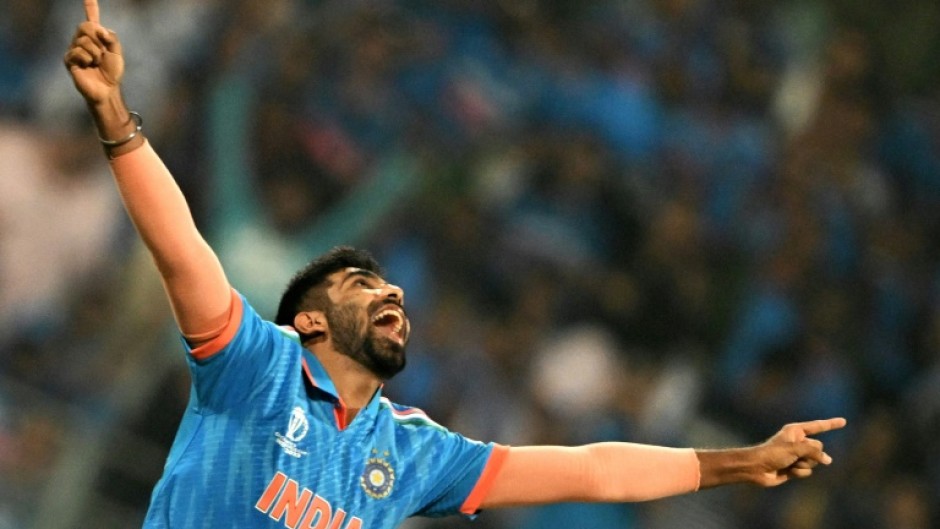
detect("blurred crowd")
(2, 0), (940, 528)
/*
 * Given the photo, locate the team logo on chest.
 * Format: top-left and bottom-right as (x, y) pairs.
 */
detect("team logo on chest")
(360, 449), (395, 499)
(275, 406), (309, 458)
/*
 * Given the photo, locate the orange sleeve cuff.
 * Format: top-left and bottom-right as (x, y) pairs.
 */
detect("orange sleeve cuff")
(460, 444), (510, 515)
(188, 289), (243, 360)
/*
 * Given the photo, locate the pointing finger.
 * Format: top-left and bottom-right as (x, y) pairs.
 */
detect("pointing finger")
(84, 0), (100, 24)
(794, 417), (847, 436)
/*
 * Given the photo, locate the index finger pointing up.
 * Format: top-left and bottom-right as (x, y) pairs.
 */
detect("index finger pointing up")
(84, 0), (100, 24)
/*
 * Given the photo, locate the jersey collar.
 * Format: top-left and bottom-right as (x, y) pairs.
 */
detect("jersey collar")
(300, 348), (385, 430)
(300, 348), (341, 400)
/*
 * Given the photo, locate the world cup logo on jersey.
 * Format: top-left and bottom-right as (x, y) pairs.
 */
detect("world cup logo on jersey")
(275, 406), (309, 458)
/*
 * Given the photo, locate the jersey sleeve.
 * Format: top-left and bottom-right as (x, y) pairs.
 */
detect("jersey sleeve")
(410, 428), (509, 519)
(181, 290), (296, 413)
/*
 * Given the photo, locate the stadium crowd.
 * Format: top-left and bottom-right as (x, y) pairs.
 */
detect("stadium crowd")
(1, 0), (939, 528)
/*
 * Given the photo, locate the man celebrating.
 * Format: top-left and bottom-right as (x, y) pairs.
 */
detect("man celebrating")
(65, 2), (845, 528)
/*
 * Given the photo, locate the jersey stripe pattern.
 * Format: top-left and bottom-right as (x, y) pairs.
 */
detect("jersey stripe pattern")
(141, 292), (498, 528)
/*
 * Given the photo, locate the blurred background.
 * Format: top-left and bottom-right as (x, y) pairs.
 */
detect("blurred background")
(2, 0), (940, 527)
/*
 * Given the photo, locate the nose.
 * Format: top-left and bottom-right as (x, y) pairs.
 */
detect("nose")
(382, 283), (404, 306)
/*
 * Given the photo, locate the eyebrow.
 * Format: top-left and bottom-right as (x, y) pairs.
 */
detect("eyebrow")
(341, 269), (383, 287)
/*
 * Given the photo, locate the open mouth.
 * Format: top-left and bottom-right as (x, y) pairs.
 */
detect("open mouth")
(371, 305), (409, 345)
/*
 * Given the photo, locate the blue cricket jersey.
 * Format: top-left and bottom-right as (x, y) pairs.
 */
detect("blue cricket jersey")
(142, 291), (507, 528)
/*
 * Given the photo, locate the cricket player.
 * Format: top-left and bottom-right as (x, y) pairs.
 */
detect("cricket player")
(64, 2), (846, 528)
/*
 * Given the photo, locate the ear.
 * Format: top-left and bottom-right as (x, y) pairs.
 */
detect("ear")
(293, 310), (327, 336)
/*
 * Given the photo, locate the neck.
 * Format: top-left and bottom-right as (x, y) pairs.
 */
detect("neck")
(309, 346), (383, 410)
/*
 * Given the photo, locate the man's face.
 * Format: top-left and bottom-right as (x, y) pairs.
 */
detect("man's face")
(324, 268), (410, 379)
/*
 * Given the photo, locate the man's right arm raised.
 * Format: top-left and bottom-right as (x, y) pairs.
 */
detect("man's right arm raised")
(65, 9), (232, 344)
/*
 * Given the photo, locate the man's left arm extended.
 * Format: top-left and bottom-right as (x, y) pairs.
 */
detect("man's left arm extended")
(479, 417), (846, 508)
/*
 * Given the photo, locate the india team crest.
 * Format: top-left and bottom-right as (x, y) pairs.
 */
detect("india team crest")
(360, 450), (395, 499)
(275, 406), (309, 458)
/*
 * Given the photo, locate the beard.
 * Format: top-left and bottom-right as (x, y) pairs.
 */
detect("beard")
(326, 302), (406, 380)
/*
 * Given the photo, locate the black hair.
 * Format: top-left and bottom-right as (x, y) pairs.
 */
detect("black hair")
(274, 246), (383, 326)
